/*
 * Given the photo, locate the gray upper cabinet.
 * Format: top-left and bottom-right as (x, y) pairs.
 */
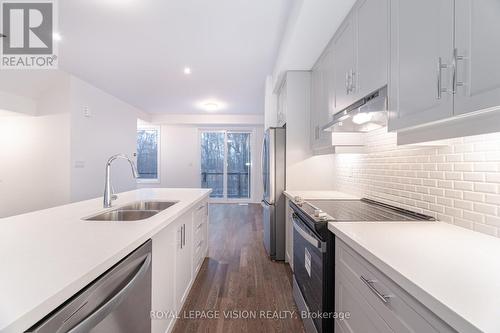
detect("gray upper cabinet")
(389, 0), (500, 133)
(388, 0), (454, 131)
(276, 78), (287, 127)
(311, 46), (334, 153)
(356, 0), (388, 98)
(333, 14), (357, 112)
(454, 0), (500, 116)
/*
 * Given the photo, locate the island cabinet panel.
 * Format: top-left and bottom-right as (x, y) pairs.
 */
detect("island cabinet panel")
(335, 240), (456, 333)
(151, 199), (209, 333)
(152, 222), (177, 333)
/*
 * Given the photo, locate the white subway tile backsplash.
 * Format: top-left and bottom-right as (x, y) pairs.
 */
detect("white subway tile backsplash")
(445, 189), (463, 199)
(454, 163), (473, 172)
(454, 200), (473, 211)
(463, 172), (485, 182)
(333, 127), (500, 238)
(454, 181), (474, 191)
(473, 223), (498, 237)
(454, 219), (474, 229)
(463, 210), (485, 223)
(474, 183), (498, 194)
(474, 203), (497, 215)
(463, 191), (485, 202)
(486, 173), (500, 183)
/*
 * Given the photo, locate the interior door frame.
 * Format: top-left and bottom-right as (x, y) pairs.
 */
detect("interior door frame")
(199, 128), (254, 203)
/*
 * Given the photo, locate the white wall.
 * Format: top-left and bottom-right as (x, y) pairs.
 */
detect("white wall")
(0, 91), (37, 116)
(332, 127), (500, 238)
(69, 76), (143, 202)
(272, 0), (355, 86)
(0, 78), (71, 218)
(0, 71), (146, 217)
(139, 122), (264, 203)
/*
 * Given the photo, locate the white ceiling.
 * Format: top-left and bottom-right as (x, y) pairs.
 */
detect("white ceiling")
(272, 0), (356, 86)
(57, 0), (292, 114)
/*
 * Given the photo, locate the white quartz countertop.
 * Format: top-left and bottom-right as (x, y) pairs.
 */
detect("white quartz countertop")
(0, 188), (210, 333)
(283, 190), (359, 201)
(328, 221), (500, 333)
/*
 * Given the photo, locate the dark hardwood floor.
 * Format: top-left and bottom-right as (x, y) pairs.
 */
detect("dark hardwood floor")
(172, 203), (305, 333)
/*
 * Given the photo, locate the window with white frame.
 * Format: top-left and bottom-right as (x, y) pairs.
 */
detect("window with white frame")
(136, 126), (160, 182)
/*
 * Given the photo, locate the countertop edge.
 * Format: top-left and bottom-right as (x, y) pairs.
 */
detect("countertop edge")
(328, 222), (482, 333)
(3, 190), (211, 333)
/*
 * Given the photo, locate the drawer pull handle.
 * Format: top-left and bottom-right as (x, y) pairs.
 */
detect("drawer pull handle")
(360, 276), (391, 304)
(197, 204), (205, 211)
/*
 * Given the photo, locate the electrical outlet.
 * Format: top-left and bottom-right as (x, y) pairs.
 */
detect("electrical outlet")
(83, 106), (91, 118)
(74, 161), (86, 168)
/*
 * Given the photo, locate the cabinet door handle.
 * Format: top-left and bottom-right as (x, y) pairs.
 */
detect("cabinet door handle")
(436, 57), (449, 99)
(349, 69), (355, 93)
(179, 226), (183, 249)
(345, 71), (350, 95)
(452, 48), (464, 94)
(360, 276), (391, 304)
(182, 224), (185, 247)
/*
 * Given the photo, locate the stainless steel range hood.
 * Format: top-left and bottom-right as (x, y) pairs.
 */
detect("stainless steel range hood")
(323, 86), (388, 132)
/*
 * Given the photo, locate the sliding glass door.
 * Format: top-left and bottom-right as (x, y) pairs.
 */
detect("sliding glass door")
(201, 130), (251, 200)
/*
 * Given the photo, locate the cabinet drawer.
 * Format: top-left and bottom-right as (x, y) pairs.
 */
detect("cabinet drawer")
(193, 239), (205, 269)
(336, 270), (393, 333)
(336, 240), (456, 333)
(194, 219), (207, 243)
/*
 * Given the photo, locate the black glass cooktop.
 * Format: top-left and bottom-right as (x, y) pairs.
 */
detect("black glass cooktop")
(297, 198), (434, 222)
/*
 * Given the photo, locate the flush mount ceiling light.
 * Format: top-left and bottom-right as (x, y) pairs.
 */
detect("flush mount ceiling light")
(183, 67), (191, 75)
(352, 112), (373, 125)
(196, 99), (227, 112)
(203, 103), (219, 112)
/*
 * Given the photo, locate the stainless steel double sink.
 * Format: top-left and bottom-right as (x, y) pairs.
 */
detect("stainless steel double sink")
(84, 201), (178, 221)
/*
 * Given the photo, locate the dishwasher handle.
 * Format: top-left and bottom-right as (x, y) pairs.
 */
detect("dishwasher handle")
(67, 253), (152, 333)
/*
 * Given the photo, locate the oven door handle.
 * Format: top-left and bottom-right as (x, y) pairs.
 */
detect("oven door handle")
(292, 214), (326, 252)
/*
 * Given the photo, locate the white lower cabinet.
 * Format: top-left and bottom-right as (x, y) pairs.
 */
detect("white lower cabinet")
(192, 201), (209, 276)
(175, 213), (193, 309)
(151, 199), (209, 333)
(335, 240), (456, 333)
(152, 220), (177, 333)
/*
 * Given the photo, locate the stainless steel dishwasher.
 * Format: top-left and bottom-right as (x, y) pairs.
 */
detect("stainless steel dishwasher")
(26, 240), (152, 333)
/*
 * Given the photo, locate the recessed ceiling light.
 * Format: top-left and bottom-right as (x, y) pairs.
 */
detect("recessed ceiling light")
(53, 32), (62, 41)
(183, 67), (191, 75)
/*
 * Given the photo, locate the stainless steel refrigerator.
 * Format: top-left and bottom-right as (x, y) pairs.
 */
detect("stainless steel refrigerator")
(261, 127), (286, 261)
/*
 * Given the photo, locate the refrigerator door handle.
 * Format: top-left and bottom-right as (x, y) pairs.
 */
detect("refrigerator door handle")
(261, 135), (266, 197)
(268, 131), (276, 204)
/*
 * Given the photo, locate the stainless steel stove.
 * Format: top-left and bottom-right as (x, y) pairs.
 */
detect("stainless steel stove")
(290, 197), (433, 333)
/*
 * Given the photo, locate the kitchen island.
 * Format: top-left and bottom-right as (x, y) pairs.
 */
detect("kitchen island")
(0, 188), (210, 333)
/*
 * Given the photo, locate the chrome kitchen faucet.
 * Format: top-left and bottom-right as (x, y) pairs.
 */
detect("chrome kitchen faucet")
(103, 154), (139, 208)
